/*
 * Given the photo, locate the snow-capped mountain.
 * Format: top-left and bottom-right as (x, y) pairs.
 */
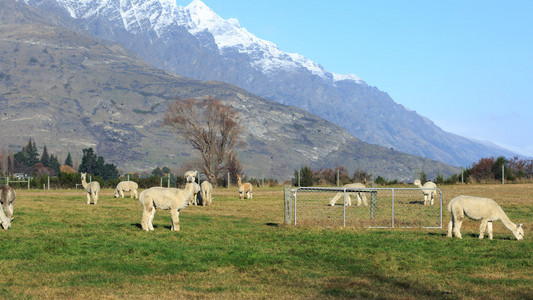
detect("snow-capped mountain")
(17, 0), (516, 167)
(181, 0), (363, 83)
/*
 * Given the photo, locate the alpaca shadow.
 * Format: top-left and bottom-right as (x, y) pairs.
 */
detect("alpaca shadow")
(266, 222), (279, 227)
(131, 223), (166, 230)
(409, 200), (426, 205)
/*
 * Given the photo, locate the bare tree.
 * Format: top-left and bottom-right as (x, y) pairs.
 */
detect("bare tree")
(164, 97), (244, 185)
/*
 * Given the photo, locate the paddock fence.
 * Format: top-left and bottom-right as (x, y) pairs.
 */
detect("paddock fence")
(287, 186), (443, 228)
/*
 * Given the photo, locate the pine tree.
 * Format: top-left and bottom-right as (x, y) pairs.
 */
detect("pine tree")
(41, 145), (50, 167)
(65, 152), (73, 167)
(49, 154), (61, 174)
(78, 148), (98, 174)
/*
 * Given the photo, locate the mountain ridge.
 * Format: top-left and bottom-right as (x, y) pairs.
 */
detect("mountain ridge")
(16, 0), (518, 167)
(0, 0), (460, 180)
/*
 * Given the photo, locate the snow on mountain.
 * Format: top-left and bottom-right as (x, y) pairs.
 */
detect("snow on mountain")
(181, 0), (363, 83)
(32, 0), (362, 83)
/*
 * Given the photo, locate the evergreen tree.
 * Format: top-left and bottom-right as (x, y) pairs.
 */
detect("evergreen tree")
(65, 152), (73, 167)
(78, 148), (98, 174)
(40, 145), (50, 167)
(49, 154), (61, 174)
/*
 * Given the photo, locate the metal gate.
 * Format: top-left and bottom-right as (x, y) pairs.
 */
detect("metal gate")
(292, 187), (443, 228)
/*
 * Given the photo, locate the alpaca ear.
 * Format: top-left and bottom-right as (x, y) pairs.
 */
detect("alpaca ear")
(518, 223), (522, 228)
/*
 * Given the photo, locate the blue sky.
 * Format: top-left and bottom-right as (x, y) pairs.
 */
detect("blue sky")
(182, 0), (533, 157)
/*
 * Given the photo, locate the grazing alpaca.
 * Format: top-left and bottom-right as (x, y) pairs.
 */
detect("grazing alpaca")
(413, 179), (438, 205)
(329, 183), (368, 206)
(139, 170), (197, 232)
(80, 173), (100, 205)
(447, 195), (524, 240)
(237, 174), (253, 199)
(200, 180), (213, 206)
(114, 181), (139, 199)
(0, 185), (15, 229)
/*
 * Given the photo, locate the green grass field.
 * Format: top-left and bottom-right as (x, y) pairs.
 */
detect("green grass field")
(0, 184), (531, 299)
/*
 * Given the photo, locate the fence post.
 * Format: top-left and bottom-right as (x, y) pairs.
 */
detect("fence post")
(48, 176), (50, 190)
(227, 172), (230, 188)
(27, 177), (30, 190)
(336, 169), (339, 186)
(284, 185), (292, 224)
(168, 174), (170, 188)
(6, 177), (9, 186)
(298, 170), (301, 187)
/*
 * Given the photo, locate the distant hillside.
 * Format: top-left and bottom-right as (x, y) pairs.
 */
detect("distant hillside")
(0, 0), (460, 180)
(14, 0), (517, 167)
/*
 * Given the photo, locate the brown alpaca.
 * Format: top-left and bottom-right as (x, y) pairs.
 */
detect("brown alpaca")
(237, 174), (253, 199)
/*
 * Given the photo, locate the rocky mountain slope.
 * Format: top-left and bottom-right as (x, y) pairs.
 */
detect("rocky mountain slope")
(0, 0), (459, 180)
(15, 0), (516, 167)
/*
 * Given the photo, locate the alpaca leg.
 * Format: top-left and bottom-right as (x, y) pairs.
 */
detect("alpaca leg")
(346, 194), (352, 206)
(479, 219), (488, 239)
(93, 191), (98, 205)
(250, 191), (253, 199)
(120, 190), (125, 198)
(170, 210), (180, 231)
(86, 192), (91, 205)
(447, 219), (453, 237)
(134, 190), (138, 199)
(487, 221), (493, 240)
(423, 194), (429, 205)
(148, 207), (156, 231)
(361, 193), (368, 206)
(430, 192), (435, 205)
(451, 208), (464, 239)
(453, 218), (463, 239)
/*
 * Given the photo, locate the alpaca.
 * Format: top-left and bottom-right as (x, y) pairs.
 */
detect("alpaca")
(200, 180), (213, 206)
(0, 185), (15, 229)
(413, 179), (438, 205)
(447, 195), (524, 240)
(80, 172), (100, 205)
(188, 182), (201, 205)
(139, 170), (197, 232)
(237, 174), (253, 199)
(329, 183), (368, 206)
(114, 181), (139, 199)
(0, 185), (15, 221)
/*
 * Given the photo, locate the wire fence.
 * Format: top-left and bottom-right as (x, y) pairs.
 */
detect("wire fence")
(291, 187), (443, 228)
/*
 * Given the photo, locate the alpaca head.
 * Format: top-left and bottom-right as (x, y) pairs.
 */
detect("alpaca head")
(413, 179), (421, 186)
(184, 171), (197, 183)
(514, 224), (524, 241)
(80, 172), (87, 181)
(237, 174), (242, 180)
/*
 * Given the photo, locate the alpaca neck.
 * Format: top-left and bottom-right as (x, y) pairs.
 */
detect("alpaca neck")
(81, 178), (88, 189)
(415, 182), (422, 188)
(237, 178), (243, 188)
(184, 181), (195, 201)
(499, 212), (518, 233)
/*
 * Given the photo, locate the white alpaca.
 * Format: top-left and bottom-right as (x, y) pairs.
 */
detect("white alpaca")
(188, 182), (201, 205)
(200, 180), (213, 206)
(237, 174), (253, 199)
(80, 172), (100, 205)
(413, 179), (438, 205)
(447, 195), (524, 240)
(0, 185), (15, 229)
(139, 170), (197, 232)
(329, 183), (368, 207)
(114, 181), (139, 199)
